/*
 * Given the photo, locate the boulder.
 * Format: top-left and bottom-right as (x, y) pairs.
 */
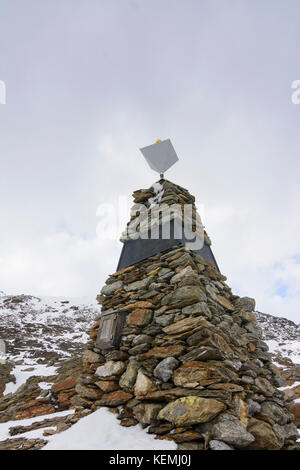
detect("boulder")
(158, 397), (226, 426)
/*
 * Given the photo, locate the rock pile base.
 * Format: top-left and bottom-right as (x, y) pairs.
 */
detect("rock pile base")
(74, 244), (299, 450)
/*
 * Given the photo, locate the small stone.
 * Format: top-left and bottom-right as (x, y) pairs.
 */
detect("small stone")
(51, 376), (77, 393)
(235, 296), (256, 312)
(246, 399), (261, 416)
(206, 284), (218, 301)
(212, 414), (255, 448)
(127, 309), (153, 327)
(209, 440), (233, 450)
(246, 418), (281, 450)
(95, 361), (125, 378)
(128, 343), (150, 355)
(134, 403), (163, 425)
(101, 281), (123, 296)
(170, 266), (194, 283)
(162, 286), (207, 308)
(141, 345), (185, 359)
(125, 277), (154, 292)
(95, 380), (119, 392)
(134, 370), (156, 397)
(242, 312), (257, 324)
(171, 430), (203, 443)
(43, 429), (57, 436)
(173, 361), (221, 387)
(124, 301), (154, 311)
(132, 335), (152, 346)
(162, 316), (210, 336)
(180, 347), (223, 362)
(216, 296), (235, 311)
(155, 314), (174, 327)
(289, 402), (300, 427)
(96, 390), (132, 406)
(82, 350), (101, 364)
(260, 401), (289, 425)
(119, 360), (140, 392)
(154, 357), (179, 382)
(182, 302), (212, 319)
(254, 377), (275, 397)
(75, 383), (103, 400)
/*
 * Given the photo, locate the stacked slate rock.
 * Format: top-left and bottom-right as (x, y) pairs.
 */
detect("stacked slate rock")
(74, 181), (299, 450)
(120, 179), (210, 245)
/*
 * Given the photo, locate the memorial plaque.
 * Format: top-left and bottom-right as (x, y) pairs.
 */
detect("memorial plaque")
(0, 339), (6, 364)
(96, 310), (127, 350)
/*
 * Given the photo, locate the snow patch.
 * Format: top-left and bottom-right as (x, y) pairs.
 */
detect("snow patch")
(43, 407), (176, 450)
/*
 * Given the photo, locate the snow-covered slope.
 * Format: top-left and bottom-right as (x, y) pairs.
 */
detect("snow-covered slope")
(256, 311), (300, 367)
(0, 293), (100, 365)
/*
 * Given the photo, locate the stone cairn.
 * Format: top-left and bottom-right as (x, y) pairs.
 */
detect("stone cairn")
(74, 180), (299, 450)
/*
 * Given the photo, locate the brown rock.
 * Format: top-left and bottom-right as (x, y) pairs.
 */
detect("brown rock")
(141, 345), (185, 359)
(43, 429), (57, 436)
(95, 380), (119, 392)
(173, 362), (221, 387)
(127, 309), (153, 327)
(14, 404), (55, 420)
(170, 431), (203, 443)
(96, 390), (132, 406)
(162, 317), (209, 336)
(216, 296), (235, 311)
(57, 390), (75, 408)
(124, 301), (154, 311)
(134, 403), (163, 425)
(52, 376), (77, 393)
(288, 402), (300, 427)
(95, 361), (125, 378)
(254, 377), (275, 397)
(134, 370), (156, 397)
(242, 312), (257, 323)
(119, 359), (140, 391)
(246, 418), (281, 450)
(158, 396), (226, 425)
(75, 383), (103, 400)
(82, 350), (101, 364)
(162, 286), (206, 308)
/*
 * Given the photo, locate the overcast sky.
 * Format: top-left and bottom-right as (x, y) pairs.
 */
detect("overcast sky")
(0, 0), (299, 322)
